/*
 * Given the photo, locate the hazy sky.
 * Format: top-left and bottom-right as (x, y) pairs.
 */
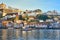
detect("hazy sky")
(0, 0), (60, 12)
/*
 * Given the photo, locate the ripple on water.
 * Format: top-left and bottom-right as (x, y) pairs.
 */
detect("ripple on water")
(0, 29), (60, 40)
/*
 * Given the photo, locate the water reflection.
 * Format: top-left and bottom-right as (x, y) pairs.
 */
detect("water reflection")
(2, 29), (7, 40)
(0, 29), (60, 40)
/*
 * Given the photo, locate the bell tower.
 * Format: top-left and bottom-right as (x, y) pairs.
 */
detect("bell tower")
(0, 3), (6, 9)
(0, 3), (7, 16)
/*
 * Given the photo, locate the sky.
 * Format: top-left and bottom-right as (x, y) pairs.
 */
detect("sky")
(0, 0), (60, 12)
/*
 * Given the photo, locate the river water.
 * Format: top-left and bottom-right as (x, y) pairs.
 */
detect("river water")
(0, 29), (60, 40)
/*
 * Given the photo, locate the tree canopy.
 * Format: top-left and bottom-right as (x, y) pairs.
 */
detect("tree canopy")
(36, 14), (50, 21)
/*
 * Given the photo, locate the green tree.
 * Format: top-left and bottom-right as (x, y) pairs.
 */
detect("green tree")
(0, 14), (3, 19)
(34, 9), (42, 12)
(36, 14), (50, 21)
(19, 15), (23, 20)
(24, 14), (29, 21)
(19, 14), (29, 21)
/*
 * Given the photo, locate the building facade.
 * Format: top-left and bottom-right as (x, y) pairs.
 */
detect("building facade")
(0, 3), (21, 16)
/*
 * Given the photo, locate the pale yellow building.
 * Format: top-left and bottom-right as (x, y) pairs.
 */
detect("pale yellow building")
(0, 3), (21, 16)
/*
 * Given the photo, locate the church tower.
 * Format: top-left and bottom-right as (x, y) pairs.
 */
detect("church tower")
(0, 3), (6, 9)
(0, 3), (6, 16)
